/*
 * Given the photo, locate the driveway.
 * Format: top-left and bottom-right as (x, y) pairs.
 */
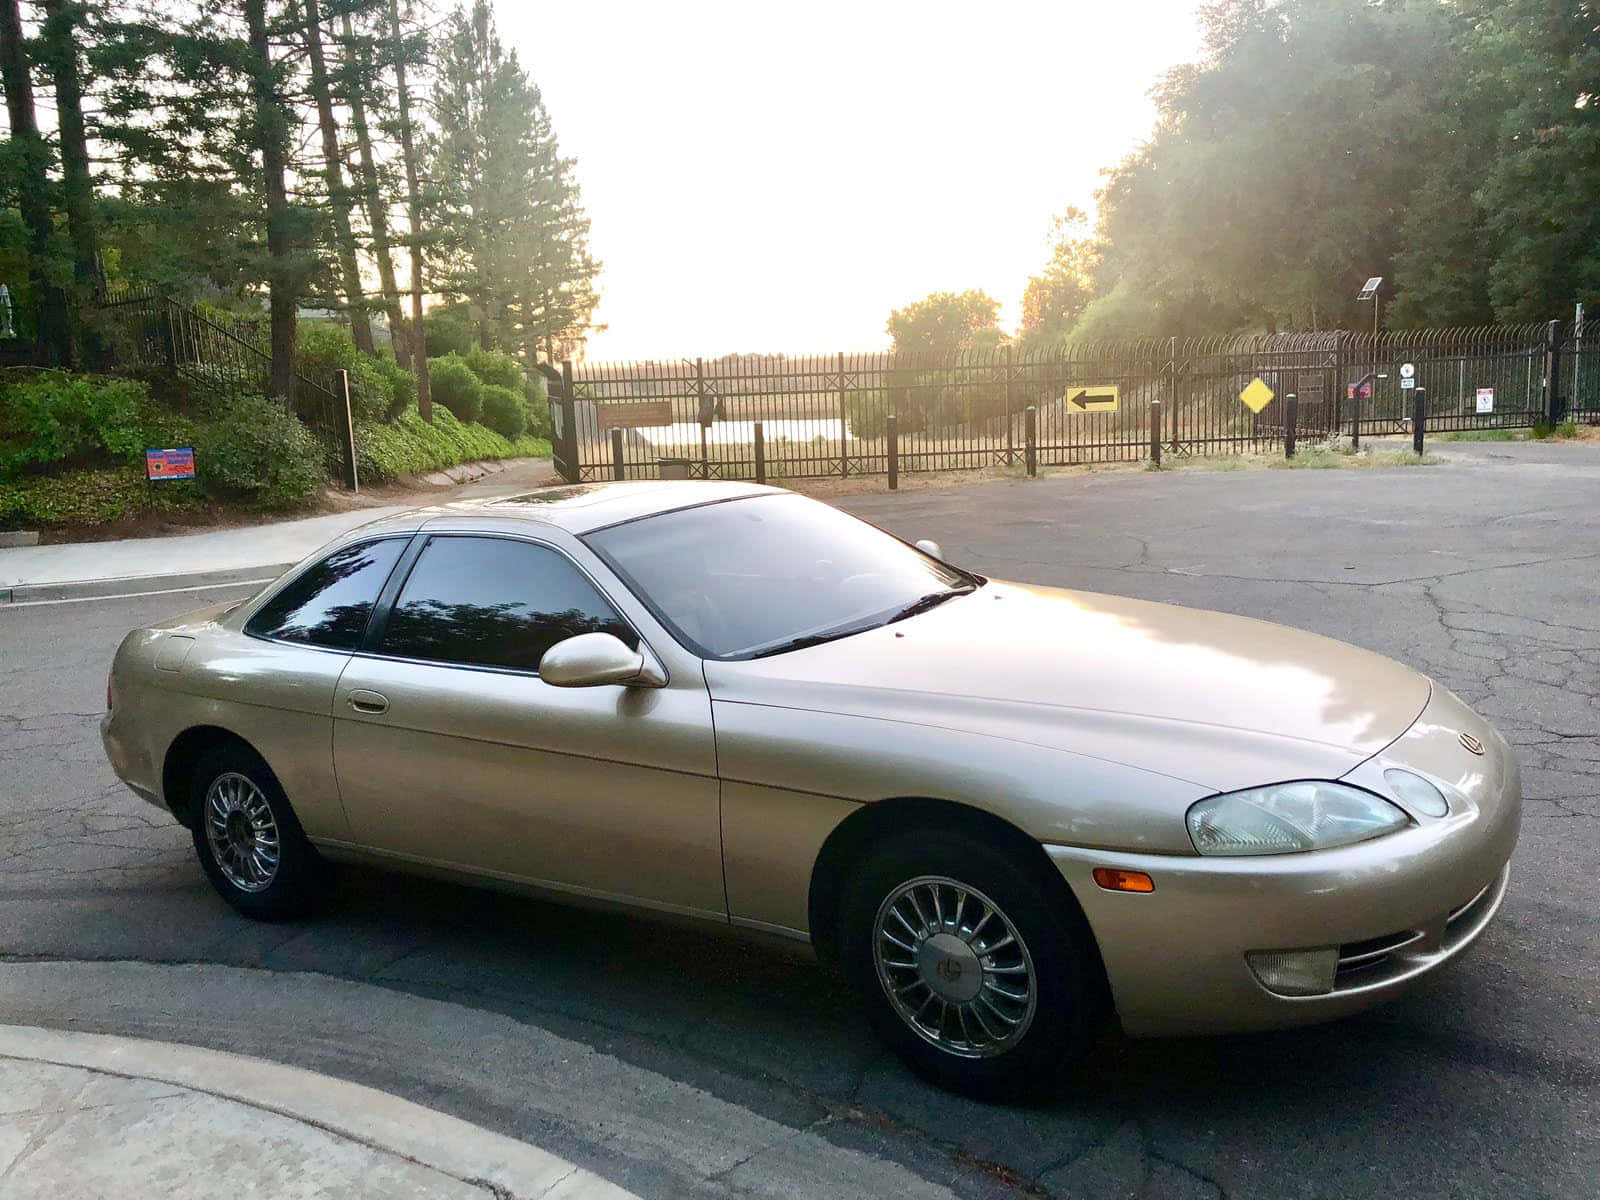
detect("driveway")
(2, 443), (1596, 1197)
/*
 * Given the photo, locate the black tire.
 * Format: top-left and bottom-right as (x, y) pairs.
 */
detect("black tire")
(188, 743), (330, 920)
(838, 826), (1105, 1100)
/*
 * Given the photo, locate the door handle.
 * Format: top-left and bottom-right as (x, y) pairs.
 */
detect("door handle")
(348, 690), (389, 714)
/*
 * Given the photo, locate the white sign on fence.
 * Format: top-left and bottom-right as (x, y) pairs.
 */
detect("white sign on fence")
(1476, 388), (1495, 414)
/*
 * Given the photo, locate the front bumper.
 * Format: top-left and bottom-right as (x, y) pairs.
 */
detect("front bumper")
(1048, 686), (1521, 1036)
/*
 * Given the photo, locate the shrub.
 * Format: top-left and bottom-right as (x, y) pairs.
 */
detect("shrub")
(192, 393), (324, 508)
(464, 345), (525, 390)
(355, 404), (551, 482)
(370, 354), (416, 421)
(0, 466), (203, 529)
(427, 353), (483, 423)
(294, 321), (393, 424)
(0, 371), (150, 477)
(423, 308), (475, 358)
(479, 383), (527, 438)
(523, 372), (552, 440)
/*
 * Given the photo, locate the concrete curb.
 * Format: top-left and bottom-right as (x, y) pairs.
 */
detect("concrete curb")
(1, 561), (295, 605)
(0, 1023), (635, 1199)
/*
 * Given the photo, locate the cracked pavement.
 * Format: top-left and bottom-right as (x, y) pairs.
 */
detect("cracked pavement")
(1, 439), (1596, 1197)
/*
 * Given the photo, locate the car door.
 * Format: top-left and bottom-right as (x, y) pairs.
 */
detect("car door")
(329, 531), (724, 918)
(222, 535), (413, 842)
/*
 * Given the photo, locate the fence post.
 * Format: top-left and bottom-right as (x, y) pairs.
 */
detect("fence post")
(555, 360), (579, 483)
(335, 369), (359, 492)
(1149, 398), (1162, 468)
(837, 351), (849, 478)
(1025, 405), (1037, 477)
(696, 356), (709, 479)
(887, 413), (898, 491)
(1412, 386), (1426, 455)
(754, 420), (766, 485)
(611, 425), (625, 481)
(1003, 344), (1015, 465)
(1544, 319), (1564, 423)
(1285, 392), (1298, 459)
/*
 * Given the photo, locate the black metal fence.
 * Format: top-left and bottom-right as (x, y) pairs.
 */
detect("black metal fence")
(96, 288), (358, 487)
(550, 322), (1596, 485)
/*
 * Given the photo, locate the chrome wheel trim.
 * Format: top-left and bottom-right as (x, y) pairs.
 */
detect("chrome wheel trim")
(873, 875), (1038, 1059)
(203, 772), (281, 894)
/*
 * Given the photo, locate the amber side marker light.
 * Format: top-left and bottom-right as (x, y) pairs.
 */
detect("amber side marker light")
(1092, 867), (1154, 893)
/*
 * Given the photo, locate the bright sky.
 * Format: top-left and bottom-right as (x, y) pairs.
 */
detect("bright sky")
(499, 1), (1202, 362)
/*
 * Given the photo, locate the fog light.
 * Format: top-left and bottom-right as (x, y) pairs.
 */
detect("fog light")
(1246, 947), (1338, 996)
(1384, 768), (1449, 817)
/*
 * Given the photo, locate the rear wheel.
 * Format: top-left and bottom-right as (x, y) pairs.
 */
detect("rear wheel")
(839, 827), (1104, 1100)
(189, 744), (329, 920)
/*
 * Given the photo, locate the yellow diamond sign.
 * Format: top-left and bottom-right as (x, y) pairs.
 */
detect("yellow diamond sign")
(1239, 377), (1275, 414)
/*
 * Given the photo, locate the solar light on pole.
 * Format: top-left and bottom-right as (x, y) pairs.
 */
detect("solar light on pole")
(1357, 277), (1383, 341)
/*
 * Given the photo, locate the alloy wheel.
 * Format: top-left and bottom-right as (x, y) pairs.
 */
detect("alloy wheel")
(203, 771), (281, 894)
(872, 874), (1038, 1058)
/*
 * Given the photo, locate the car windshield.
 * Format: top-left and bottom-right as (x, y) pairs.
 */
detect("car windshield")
(583, 493), (978, 659)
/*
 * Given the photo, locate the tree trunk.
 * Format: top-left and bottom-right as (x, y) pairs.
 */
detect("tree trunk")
(302, 0), (373, 354)
(245, 0), (298, 402)
(0, 0), (71, 363)
(38, 0), (101, 360)
(388, 0), (429, 419)
(339, 9), (406, 368)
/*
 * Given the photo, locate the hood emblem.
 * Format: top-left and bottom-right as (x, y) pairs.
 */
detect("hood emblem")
(1458, 732), (1484, 756)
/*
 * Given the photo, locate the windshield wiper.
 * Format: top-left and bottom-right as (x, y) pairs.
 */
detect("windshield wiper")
(746, 626), (868, 658)
(886, 584), (976, 624)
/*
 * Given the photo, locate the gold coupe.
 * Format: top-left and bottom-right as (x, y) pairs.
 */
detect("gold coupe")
(103, 482), (1520, 1096)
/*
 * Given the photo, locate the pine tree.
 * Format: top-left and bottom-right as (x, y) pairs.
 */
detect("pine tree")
(430, 0), (597, 361)
(0, 0), (71, 360)
(301, 0), (373, 352)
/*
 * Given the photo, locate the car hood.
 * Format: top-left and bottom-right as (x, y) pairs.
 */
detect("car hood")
(703, 581), (1432, 792)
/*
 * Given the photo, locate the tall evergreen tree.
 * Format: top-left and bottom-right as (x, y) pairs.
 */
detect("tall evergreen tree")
(339, 4), (408, 367)
(301, 0), (373, 352)
(0, 0), (71, 359)
(430, 0), (597, 360)
(387, 0), (431, 416)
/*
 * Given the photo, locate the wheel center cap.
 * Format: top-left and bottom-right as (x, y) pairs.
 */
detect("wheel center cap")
(225, 811), (252, 848)
(917, 933), (983, 1003)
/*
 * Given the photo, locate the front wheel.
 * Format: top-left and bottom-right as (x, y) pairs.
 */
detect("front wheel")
(839, 828), (1105, 1100)
(189, 744), (329, 920)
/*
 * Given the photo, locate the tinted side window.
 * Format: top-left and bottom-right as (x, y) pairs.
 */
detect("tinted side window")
(246, 539), (406, 650)
(376, 536), (635, 672)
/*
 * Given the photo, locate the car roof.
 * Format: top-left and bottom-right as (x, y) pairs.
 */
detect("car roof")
(347, 480), (785, 540)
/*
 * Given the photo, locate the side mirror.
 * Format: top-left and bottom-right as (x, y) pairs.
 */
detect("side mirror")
(914, 538), (944, 560)
(539, 632), (666, 688)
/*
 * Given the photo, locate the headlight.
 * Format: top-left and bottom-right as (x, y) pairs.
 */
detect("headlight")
(1186, 781), (1410, 856)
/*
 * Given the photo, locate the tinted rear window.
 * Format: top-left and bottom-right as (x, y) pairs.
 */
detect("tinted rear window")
(246, 539), (406, 650)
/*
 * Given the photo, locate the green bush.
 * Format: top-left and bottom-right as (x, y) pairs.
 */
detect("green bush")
(370, 354), (416, 421)
(0, 371), (150, 477)
(423, 307), (475, 358)
(464, 345), (525, 390)
(356, 405), (550, 482)
(479, 383), (526, 438)
(192, 394), (324, 508)
(0, 466), (202, 529)
(427, 353), (483, 423)
(522, 373), (552, 440)
(294, 321), (393, 424)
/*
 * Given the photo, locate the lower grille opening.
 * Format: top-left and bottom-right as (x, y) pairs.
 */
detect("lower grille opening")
(1335, 928), (1423, 985)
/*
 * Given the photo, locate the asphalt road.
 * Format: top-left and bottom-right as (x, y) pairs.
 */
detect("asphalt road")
(2, 441), (1597, 1198)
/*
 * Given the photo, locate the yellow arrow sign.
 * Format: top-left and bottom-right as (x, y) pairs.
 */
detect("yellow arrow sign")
(1065, 385), (1119, 413)
(1239, 377), (1275, 414)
